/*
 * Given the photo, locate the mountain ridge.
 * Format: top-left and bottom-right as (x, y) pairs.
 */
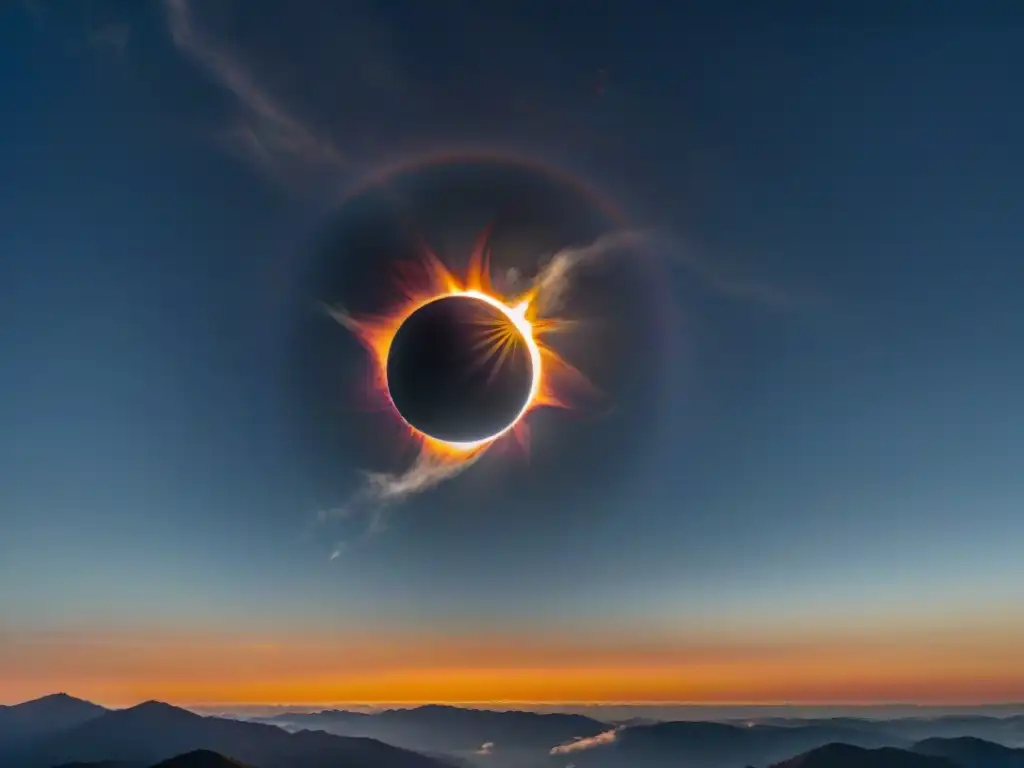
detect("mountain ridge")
(0, 694), (109, 749)
(770, 742), (959, 768)
(1, 700), (451, 768)
(911, 736), (1024, 768)
(7, 694), (1024, 768)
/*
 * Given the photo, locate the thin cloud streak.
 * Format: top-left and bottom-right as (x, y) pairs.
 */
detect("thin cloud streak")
(642, 233), (807, 310)
(163, 0), (345, 178)
(325, 450), (485, 558)
(529, 230), (650, 317)
(550, 727), (620, 755)
(532, 229), (801, 315)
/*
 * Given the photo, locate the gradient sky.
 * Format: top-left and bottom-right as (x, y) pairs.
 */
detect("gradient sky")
(2, 1), (1023, 707)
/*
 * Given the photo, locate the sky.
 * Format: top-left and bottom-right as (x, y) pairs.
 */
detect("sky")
(1, 0), (1023, 707)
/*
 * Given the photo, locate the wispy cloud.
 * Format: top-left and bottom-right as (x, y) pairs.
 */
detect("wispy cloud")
(160, 1), (797, 309)
(162, 0), (344, 179)
(624, 231), (806, 310)
(550, 727), (621, 755)
(530, 230), (650, 317)
(670, 243), (802, 309)
(325, 449), (485, 558)
(475, 741), (495, 756)
(533, 229), (801, 314)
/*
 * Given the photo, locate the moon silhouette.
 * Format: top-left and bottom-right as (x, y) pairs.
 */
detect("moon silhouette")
(385, 294), (534, 445)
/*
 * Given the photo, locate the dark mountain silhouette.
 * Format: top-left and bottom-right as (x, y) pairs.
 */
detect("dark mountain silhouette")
(911, 736), (1024, 768)
(554, 720), (907, 768)
(51, 752), (250, 768)
(611, 716), (661, 727)
(260, 704), (609, 754)
(0, 694), (108, 748)
(725, 715), (1024, 751)
(889, 717), (1024, 747)
(770, 743), (958, 768)
(150, 750), (252, 768)
(850, 716), (1024, 746)
(2, 700), (450, 768)
(753, 718), (884, 729)
(7, 695), (1024, 768)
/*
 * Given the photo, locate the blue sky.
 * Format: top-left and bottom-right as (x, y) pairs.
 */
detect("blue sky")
(1, 0), (1023, 704)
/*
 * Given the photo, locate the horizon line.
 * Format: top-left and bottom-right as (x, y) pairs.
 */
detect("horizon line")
(11, 693), (1024, 710)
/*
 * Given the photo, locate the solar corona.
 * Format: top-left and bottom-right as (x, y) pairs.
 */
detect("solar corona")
(340, 227), (588, 461)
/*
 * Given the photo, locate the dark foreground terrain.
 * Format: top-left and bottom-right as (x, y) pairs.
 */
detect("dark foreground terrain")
(4, 694), (1024, 768)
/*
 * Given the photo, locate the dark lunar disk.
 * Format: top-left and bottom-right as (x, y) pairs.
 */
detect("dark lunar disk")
(386, 294), (534, 444)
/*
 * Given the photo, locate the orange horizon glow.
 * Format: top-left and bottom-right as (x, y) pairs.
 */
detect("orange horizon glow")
(4, 620), (1023, 708)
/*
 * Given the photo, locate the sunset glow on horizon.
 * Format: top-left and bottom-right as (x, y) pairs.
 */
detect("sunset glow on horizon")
(4, 616), (1023, 708)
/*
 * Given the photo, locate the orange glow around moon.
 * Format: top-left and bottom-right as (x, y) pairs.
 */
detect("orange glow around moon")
(339, 226), (589, 461)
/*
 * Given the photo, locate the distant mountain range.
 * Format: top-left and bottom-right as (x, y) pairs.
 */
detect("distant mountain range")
(749, 715), (1024, 747)
(770, 738), (1024, 768)
(557, 729), (1024, 768)
(550, 719), (908, 768)
(0, 696), (448, 768)
(4, 694), (1024, 768)
(769, 743), (959, 768)
(911, 736), (1024, 768)
(254, 703), (609, 756)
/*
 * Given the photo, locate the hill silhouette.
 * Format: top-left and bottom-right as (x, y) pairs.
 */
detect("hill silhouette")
(770, 743), (958, 768)
(875, 716), (1024, 745)
(729, 715), (1024, 746)
(2, 700), (450, 768)
(8, 695), (1024, 768)
(911, 736), (1024, 768)
(0, 694), (108, 748)
(547, 720), (906, 768)
(150, 750), (252, 768)
(52, 752), (253, 768)
(262, 704), (608, 754)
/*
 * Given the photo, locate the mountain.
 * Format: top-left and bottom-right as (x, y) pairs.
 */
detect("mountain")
(770, 743), (958, 768)
(871, 717), (1024, 747)
(151, 750), (252, 768)
(2, 700), (450, 768)
(732, 715), (1024, 749)
(552, 720), (907, 768)
(9, 696), (1024, 768)
(52, 752), (250, 768)
(912, 736), (1024, 768)
(260, 704), (609, 756)
(0, 694), (108, 748)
